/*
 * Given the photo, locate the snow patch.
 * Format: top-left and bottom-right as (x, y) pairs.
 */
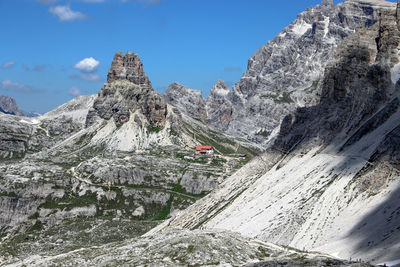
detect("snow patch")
(213, 88), (229, 96)
(377, 259), (400, 267)
(391, 63), (400, 84)
(291, 20), (312, 36)
(323, 16), (330, 38)
(19, 118), (40, 125)
(278, 32), (287, 38)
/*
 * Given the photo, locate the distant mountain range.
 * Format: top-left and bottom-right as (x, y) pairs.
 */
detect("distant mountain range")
(0, 95), (40, 117)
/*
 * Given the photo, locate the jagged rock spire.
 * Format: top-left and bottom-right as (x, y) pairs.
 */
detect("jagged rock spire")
(213, 80), (228, 90)
(86, 51), (167, 128)
(107, 51), (151, 86)
(321, 0), (333, 7)
(209, 80), (230, 98)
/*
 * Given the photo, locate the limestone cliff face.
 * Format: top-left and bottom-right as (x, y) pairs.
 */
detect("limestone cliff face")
(86, 52), (167, 128)
(164, 80), (233, 128)
(165, 0), (398, 145)
(107, 51), (151, 87)
(165, 82), (207, 122)
(205, 80), (233, 129)
(222, 0), (398, 144)
(274, 0), (400, 153)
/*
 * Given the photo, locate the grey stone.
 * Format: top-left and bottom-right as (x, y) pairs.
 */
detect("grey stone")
(165, 0), (397, 145)
(86, 52), (167, 128)
(165, 82), (206, 122)
(0, 95), (25, 116)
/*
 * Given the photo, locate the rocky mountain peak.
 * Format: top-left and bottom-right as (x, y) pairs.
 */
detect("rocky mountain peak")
(86, 52), (167, 128)
(321, 0), (334, 7)
(209, 80), (229, 98)
(107, 51), (151, 87)
(162, 0), (399, 146)
(0, 95), (25, 116)
(165, 82), (206, 121)
(214, 79), (227, 89)
(166, 82), (201, 96)
(199, 0), (398, 145)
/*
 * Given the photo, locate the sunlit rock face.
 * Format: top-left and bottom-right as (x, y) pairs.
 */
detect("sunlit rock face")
(165, 82), (207, 122)
(106, 51), (151, 86)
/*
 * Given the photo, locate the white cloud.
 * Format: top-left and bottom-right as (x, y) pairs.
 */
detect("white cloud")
(69, 86), (82, 96)
(33, 65), (46, 72)
(224, 66), (242, 72)
(1, 80), (29, 91)
(74, 57), (100, 73)
(49, 5), (87, 21)
(121, 0), (162, 5)
(22, 64), (31, 71)
(40, 0), (102, 4)
(38, 0), (59, 4)
(0, 61), (15, 69)
(0, 80), (45, 93)
(70, 73), (102, 82)
(22, 64), (47, 72)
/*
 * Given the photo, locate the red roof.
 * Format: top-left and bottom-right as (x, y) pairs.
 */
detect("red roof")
(196, 145), (213, 151)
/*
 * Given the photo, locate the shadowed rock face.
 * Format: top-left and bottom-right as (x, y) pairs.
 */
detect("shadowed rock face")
(273, 1), (400, 153)
(86, 52), (167, 128)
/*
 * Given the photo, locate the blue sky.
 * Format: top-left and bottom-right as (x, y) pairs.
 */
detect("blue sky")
(0, 0), (391, 113)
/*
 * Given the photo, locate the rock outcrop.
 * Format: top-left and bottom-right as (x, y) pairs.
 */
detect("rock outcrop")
(205, 80), (233, 129)
(165, 79), (236, 129)
(86, 52), (167, 128)
(106, 51), (151, 86)
(0, 96), (25, 116)
(165, 82), (206, 122)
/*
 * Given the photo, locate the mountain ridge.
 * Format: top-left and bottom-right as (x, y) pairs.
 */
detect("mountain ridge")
(0, 50), (261, 265)
(155, 1), (400, 263)
(165, 0), (398, 145)
(2, 0), (400, 266)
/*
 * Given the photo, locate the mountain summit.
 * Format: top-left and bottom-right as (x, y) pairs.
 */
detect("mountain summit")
(107, 51), (151, 86)
(0, 95), (25, 116)
(86, 51), (167, 128)
(165, 0), (398, 145)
